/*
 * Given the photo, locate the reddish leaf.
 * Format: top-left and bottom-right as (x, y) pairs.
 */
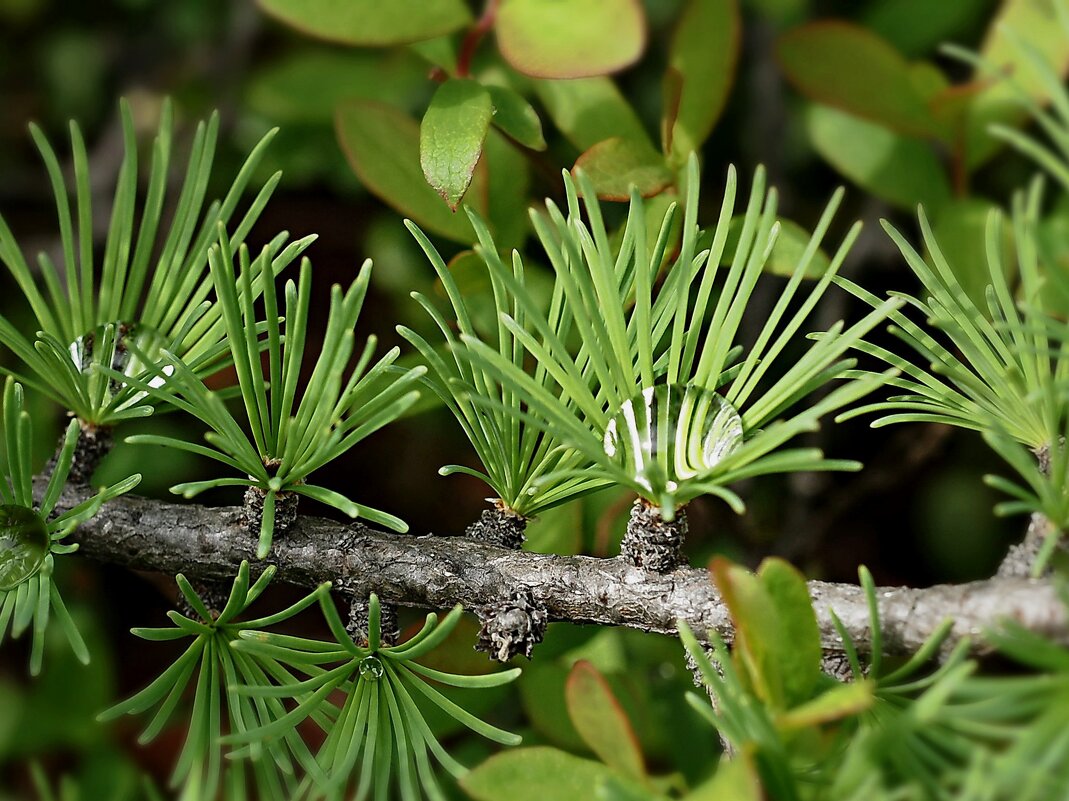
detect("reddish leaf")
(565, 660), (646, 781)
(573, 138), (673, 201)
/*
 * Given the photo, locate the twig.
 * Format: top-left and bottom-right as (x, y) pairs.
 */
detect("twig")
(51, 483), (1069, 656)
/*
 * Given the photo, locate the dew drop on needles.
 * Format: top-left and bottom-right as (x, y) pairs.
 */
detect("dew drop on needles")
(69, 322), (174, 401)
(0, 504), (50, 591)
(359, 655), (384, 681)
(603, 384), (743, 494)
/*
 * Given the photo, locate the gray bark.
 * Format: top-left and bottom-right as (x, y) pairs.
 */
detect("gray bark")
(57, 486), (1069, 655)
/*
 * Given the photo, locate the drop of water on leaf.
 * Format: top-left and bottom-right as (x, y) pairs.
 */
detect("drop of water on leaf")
(603, 384), (743, 496)
(68, 322), (174, 408)
(0, 504), (50, 592)
(359, 655), (384, 681)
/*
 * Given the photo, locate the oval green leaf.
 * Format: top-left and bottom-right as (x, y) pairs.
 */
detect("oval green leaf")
(758, 558), (821, 708)
(535, 77), (653, 153)
(0, 504), (50, 592)
(663, 0), (740, 164)
(805, 103), (951, 212)
(777, 21), (940, 138)
(574, 137), (673, 201)
(257, 0), (471, 46)
(565, 660), (646, 781)
(461, 747), (619, 801)
(421, 79), (493, 210)
(487, 85), (546, 150)
(496, 0), (647, 79)
(336, 100), (485, 244)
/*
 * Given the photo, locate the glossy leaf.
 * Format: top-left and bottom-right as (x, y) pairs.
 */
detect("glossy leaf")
(663, 0), (740, 164)
(574, 137), (673, 200)
(245, 50), (428, 124)
(496, 0), (646, 79)
(487, 84), (546, 150)
(710, 557), (785, 708)
(420, 79), (493, 210)
(778, 21), (940, 137)
(565, 661), (646, 781)
(461, 747), (620, 801)
(257, 0), (471, 45)
(336, 100), (484, 243)
(757, 558), (821, 707)
(805, 103), (951, 212)
(965, 0), (1069, 168)
(534, 77), (653, 152)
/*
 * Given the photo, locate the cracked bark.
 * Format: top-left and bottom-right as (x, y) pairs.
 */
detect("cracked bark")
(50, 484), (1069, 655)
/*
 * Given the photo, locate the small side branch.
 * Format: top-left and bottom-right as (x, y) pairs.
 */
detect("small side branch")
(60, 487), (1069, 655)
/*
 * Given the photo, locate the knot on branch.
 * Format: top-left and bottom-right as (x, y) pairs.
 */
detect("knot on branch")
(242, 486), (299, 539)
(178, 579), (232, 621)
(57, 424), (113, 485)
(620, 500), (687, 572)
(347, 596), (399, 647)
(475, 588), (547, 662)
(465, 503), (527, 549)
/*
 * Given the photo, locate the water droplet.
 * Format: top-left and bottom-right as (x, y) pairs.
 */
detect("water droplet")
(603, 384), (743, 496)
(68, 322), (174, 408)
(0, 505), (50, 592)
(358, 655), (384, 681)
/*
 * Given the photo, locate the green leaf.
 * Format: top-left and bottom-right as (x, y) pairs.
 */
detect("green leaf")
(257, 0), (471, 45)
(485, 128), (532, 249)
(574, 138), (673, 201)
(964, 0), (1069, 168)
(777, 21), (941, 137)
(565, 660), (646, 781)
(757, 558), (821, 707)
(721, 216), (832, 279)
(245, 50), (428, 124)
(685, 756), (762, 801)
(534, 77), (653, 152)
(496, 0), (646, 79)
(710, 557), (785, 708)
(805, 103), (951, 212)
(864, 0), (989, 58)
(663, 0), (740, 164)
(461, 747), (620, 801)
(930, 198), (1012, 308)
(336, 100), (484, 243)
(775, 679), (875, 730)
(420, 79), (494, 210)
(487, 84), (547, 150)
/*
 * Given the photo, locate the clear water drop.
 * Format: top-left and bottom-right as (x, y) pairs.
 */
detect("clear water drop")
(603, 384), (743, 496)
(0, 504), (50, 592)
(68, 322), (174, 408)
(359, 655), (384, 681)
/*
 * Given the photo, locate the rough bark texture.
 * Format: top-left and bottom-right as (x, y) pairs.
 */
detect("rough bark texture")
(56, 485), (1069, 654)
(242, 486), (299, 543)
(65, 425), (114, 485)
(465, 504), (527, 549)
(620, 500), (687, 572)
(475, 588), (547, 662)
(347, 596), (400, 647)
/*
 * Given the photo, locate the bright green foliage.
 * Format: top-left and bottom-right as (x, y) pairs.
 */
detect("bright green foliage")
(0, 100), (286, 427)
(114, 231), (425, 558)
(0, 378), (140, 674)
(400, 224), (607, 518)
(230, 593), (522, 801)
(420, 79), (493, 210)
(839, 185), (1069, 566)
(256, 0), (472, 46)
(98, 562), (328, 801)
(448, 157), (897, 518)
(680, 562), (1069, 800)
